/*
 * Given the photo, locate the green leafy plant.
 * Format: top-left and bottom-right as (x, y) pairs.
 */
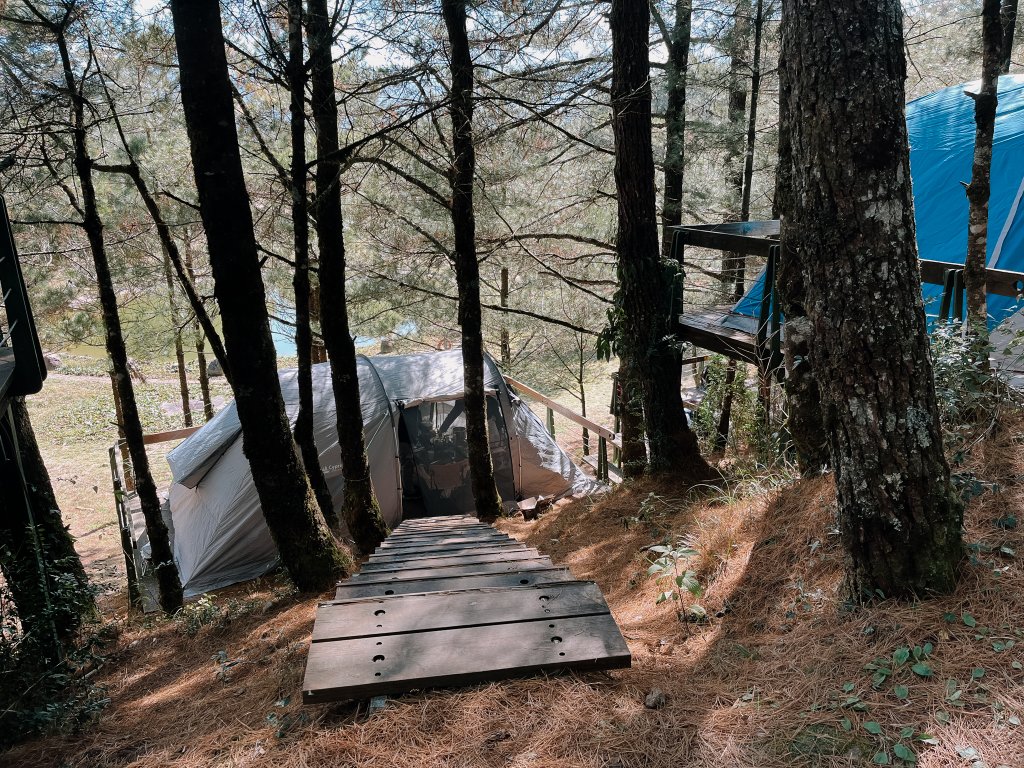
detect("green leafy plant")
(0, 580), (112, 749)
(175, 595), (221, 636)
(647, 543), (705, 624)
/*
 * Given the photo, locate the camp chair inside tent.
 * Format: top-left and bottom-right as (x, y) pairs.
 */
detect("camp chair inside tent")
(396, 395), (515, 518)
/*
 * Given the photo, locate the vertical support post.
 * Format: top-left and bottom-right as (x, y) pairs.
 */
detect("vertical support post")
(598, 435), (608, 481)
(939, 269), (955, 322)
(755, 245), (778, 417)
(953, 270), (965, 323)
(609, 373), (621, 465)
(546, 406), (555, 437)
(109, 444), (141, 609)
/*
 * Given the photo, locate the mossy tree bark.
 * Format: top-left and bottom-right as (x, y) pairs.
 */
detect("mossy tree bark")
(307, 0), (388, 548)
(441, 0), (504, 521)
(609, 0), (714, 481)
(0, 398), (92, 648)
(774, 42), (828, 475)
(170, 0), (347, 590)
(779, 0), (962, 598)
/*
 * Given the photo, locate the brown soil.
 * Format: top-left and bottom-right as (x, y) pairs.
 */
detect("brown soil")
(7, 422), (1024, 768)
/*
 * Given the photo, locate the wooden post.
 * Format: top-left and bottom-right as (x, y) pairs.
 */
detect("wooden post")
(109, 444), (141, 609)
(546, 406), (555, 437)
(598, 436), (608, 481)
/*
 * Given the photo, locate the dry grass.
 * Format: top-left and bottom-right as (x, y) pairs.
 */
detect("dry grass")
(8, 416), (1024, 767)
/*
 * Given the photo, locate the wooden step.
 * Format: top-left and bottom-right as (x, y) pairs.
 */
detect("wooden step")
(304, 516), (631, 704)
(333, 568), (576, 600)
(303, 612), (630, 703)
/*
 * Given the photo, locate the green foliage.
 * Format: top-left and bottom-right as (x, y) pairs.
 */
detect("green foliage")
(930, 323), (1021, 454)
(175, 595), (221, 636)
(0, 579), (110, 749)
(174, 593), (269, 637)
(647, 542), (704, 621)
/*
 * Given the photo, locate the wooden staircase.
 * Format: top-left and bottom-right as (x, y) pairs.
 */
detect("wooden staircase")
(302, 515), (631, 704)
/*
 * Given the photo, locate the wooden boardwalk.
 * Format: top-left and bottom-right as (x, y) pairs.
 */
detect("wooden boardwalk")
(302, 515), (631, 704)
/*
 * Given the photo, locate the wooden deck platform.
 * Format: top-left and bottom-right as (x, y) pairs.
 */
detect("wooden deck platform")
(677, 305), (762, 365)
(302, 515), (631, 704)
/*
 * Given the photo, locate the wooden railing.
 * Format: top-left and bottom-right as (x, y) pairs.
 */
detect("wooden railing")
(503, 375), (622, 483)
(109, 425), (202, 608)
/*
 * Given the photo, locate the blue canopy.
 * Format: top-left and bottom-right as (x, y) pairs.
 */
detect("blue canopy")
(733, 74), (1024, 328)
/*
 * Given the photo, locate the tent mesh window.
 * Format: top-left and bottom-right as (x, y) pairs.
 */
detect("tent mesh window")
(398, 397), (514, 518)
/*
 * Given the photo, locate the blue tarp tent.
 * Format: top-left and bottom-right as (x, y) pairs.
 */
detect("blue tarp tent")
(733, 74), (1024, 329)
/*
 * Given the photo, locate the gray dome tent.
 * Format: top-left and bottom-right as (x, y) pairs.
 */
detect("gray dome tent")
(163, 349), (598, 597)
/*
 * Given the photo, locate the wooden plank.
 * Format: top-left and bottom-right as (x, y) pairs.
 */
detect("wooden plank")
(359, 549), (544, 574)
(303, 612), (631, 703)
(671, 220), (780, 258)
(393, 524), (485, 536)
(677, 307), (761, 365)
(503, 376), (616, 441)
(313, 581), (609, 642)
(580, 454), (623, 484)
(142, 426), (202, 446)
(367, 543), (528, 564)
(387, 524), (495, 536)
(349, 558), (553, 584)
(379, 532), (512, 549)
(395, 516), (477, 528)
(919, 259), (1024, 297)
(334, 568), (574, 599)
(378, 533), (510, 550)
(387, 522), (496, 534)
(382, 531), (504, 546)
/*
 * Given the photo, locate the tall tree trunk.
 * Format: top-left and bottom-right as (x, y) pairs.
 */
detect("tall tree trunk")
(186, 248), (215, 421)
(163, 248), (192, 427)
(610, 0), (714, 480)
(170, 0), (347, 590)
(310, 280), (327, 363)
(779, 0), (962, 599)
(94, 136), (232, 385)
(0, 398), (92, 648)
(774, 27), (829, 474)
(1002, 0), (1018, 73)
(615, 360), (646, 476)
(652, 0), (694, 471)
(49, 21), (183, 613)
(0, 404), (58, 660)
(288, 0), (337, 530)
(716, 0), (755, 452)
(441, 0), (504, 521)
(660, 0), (692, 258)
(307, 0), (389, 547)
(108, 369), (133, 491)
(964, 0), (1003, 368)
(499, 265), (511, 367)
